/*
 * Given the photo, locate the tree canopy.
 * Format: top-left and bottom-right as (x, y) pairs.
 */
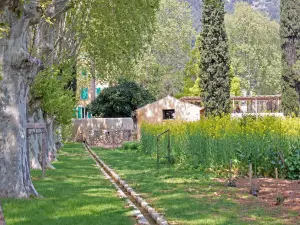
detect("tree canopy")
(134, 0), (196, 99)
(200, 0), (231, 117)
(87, 81), (155, 118)
(280, 0), (300, 116)
(225, 2), (281, 95)
(70, 0), (159, 81)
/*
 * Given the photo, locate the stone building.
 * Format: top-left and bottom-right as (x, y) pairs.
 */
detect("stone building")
(135, 96), (203, 126)
(76, 75), (109, 119)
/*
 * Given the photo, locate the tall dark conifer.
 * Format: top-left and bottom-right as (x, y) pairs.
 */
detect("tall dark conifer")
(280, 0), (300, 116)
(200, 0), (231, 117)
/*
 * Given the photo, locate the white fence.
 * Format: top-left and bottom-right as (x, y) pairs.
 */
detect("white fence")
(231, 113), (284, 118)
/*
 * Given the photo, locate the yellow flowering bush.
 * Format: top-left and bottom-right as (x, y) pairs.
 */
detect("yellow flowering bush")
(141, 116), (300, 177)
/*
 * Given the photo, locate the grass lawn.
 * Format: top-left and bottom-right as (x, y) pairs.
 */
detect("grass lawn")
(1, 143), (134, 225)
(93, 147), (299, 225)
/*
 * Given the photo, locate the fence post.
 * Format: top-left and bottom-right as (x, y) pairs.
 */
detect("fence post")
(156, 129), (171, 171)
(229, 159), (232, 184)
(156, 136), (159, 171)
(26, 131), (30, 172)
(249, 163), (252, 193)
(167, 131), (171, 163)
(275, 168), (278, 197)
(42, 128), (46, 178)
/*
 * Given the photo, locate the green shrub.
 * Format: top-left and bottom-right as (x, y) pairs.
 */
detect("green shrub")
(285, 149), (300, 180)
(122, 141), (140, 150)
(87, 81), (155, 117)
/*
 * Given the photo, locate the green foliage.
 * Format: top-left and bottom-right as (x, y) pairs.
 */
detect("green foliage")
(134, 0), (196, 98)
(31, 60), (76, 125)
(280, 0), (300, 116)
(189, 77), (201, 96)
(0, 22), (9, 39)
(87, 81), (155, 118)
(176, 36), (201, 98)
(185, 36), (201, 81)
(230, 76), (242, 96)
(282, 84), (299, 117)
(141, 117), (300, 178)
(225, 3), (281, 95)
(200, 0), (231, 117)
(122, 141), (141, 151)
(285, 150), (300, 180)
(61, 123), (74, 143)
(69, 0), (159, 81)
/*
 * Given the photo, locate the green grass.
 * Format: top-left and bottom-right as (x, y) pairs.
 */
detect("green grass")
(1, 143), (134, 225)
(93, 147), (299, 225)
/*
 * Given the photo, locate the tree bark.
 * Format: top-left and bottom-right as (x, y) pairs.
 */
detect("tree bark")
(54, 122), (63, 152)
(0, 0), (71, 197)
(45, 117), (56, 168)
(0, 33), (41, 196)
(0, 1), (43, 198)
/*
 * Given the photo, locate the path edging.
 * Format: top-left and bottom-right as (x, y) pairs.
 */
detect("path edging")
(83, 143), (151, 225)
(84, 143), (169, 225)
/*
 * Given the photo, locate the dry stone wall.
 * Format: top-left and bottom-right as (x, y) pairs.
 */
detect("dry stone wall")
(73, 118), (134, 148)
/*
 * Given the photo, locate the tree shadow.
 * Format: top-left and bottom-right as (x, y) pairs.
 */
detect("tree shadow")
(1, 144), (134, 225)
(93, 148), (296, 225)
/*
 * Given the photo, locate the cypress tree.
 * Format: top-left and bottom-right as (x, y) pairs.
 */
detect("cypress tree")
(280, 0), (300, 116)
(199, 0), (231, 117)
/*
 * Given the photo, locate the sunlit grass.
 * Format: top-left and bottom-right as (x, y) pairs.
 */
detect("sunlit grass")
(93, 147), (297, 225)
(1, 143), (134, 225)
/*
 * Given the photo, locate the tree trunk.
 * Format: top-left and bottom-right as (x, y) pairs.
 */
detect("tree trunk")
(0, 0), (71, 198)
(0, 1), (43, 198)
(0, 45), (41, 198)
(45, 117), (56, 169)
(54, 123), (63, 152)
(27, 109), (44, 170)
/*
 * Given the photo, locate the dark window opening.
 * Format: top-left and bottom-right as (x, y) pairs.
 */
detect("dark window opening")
(163, 109), (175, 120)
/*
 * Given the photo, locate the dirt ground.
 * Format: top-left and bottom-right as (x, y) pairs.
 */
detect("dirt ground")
(217, 177), (300, 215)
(234, 178), (300, 212)
(214, 177), (300, 224)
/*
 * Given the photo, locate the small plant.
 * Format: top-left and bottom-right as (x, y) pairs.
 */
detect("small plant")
(226, 179), (236, 187)
(160, 155), (175, 165)
(275, 195), (285, 205)
(250, 187), (259, 197)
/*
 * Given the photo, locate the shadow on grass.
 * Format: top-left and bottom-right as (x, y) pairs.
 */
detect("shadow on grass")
(93, 148), (295, 225)
(1, 144), (134, 225)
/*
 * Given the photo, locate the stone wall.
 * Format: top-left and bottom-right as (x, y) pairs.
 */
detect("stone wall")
(73, 118), (134, 148)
